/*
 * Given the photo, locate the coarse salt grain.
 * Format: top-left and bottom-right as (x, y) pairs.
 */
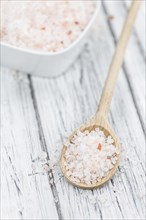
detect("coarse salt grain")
(1, 0), (95, 52)
(64, 128), (120, 185)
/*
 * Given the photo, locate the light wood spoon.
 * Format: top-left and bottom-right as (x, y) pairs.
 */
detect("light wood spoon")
(60, 0), (141, 189)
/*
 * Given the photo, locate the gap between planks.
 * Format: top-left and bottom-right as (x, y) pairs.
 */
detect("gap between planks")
(28, 75), (64, 220)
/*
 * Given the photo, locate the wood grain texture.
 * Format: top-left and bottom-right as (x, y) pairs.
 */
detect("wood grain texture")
(98, 0), (140, 115)
(123, 0), (145, 58)
(1, 1), (145, 220)
(1, 70), (60, 220)
(102, 0), (145, 132)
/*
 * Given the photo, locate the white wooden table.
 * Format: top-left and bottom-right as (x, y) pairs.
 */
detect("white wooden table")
(1, 1), (145, 219)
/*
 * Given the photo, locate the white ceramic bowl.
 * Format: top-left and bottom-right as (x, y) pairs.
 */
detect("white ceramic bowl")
(1, 1), (100, 77)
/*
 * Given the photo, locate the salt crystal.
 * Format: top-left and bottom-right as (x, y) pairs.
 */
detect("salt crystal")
(43, 164), (50, 172)
(49, 178), (54, 185)
(54, 197), (58, 203)
(39, 151), (47, 160)
(49, 173), (53, 178)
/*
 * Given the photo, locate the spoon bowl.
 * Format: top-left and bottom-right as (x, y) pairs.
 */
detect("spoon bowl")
(60, 114), (120, 189)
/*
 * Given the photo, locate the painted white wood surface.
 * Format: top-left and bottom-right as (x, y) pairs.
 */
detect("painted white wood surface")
(1, 1), (145, 220)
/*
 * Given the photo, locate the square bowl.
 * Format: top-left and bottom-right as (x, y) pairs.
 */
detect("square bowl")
(1, 1), (100, 77)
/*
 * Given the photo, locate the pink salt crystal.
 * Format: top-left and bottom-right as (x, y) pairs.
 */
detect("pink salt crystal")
(67, 30), (72, 35)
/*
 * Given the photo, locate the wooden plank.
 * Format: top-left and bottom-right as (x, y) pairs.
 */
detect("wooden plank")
(124, 0), (145, 57)
(30, 5), (145, 218)
(1, 68), (59, 220)
(102, 0), (145, 132)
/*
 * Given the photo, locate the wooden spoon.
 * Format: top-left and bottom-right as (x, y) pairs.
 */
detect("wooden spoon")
(60, 0), (141, 189)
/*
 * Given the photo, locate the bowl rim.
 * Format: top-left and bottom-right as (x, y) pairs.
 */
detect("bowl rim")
(0, 0), (100, 56)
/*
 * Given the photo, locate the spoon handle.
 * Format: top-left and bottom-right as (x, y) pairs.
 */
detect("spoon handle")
(97, 0), (141, 116)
